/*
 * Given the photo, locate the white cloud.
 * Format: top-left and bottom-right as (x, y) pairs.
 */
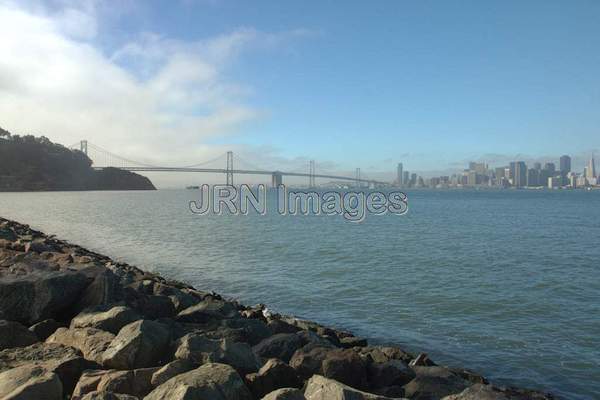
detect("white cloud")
(0, 1), (311, 184)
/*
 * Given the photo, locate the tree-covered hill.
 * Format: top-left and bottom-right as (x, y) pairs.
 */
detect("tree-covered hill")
(0, 128), (155, 191)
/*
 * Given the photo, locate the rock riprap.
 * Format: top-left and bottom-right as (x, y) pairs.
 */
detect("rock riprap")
(0, 217), (556, 400)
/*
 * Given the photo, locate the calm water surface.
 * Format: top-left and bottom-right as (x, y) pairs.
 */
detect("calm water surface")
(1, 189), (599, 399)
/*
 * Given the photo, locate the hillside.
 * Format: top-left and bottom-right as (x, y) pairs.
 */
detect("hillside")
(0, 128), (155, 191)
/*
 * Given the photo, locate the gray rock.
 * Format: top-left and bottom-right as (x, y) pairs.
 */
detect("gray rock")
(176, 298), (239, 323)
(359, 346), (413, 364)
(0, 342), (88, 394)
(81, 391), (139, 400)
(368, 359), (415, 388)
(46, 327), (115, 364)
(144, 362), (253, 400)
(304, 375), (402, 400)
(261, 388), (306, 400)
(174, 333), (260, 374)
(73, 367), (158, 398)
(441, 384), (511, 400)
(223, 317), (273, 345)
(76, 269), (124, 312)
(134, 295), (175, 320)
(403, 366), (469, 400)
(71, 306), (140, 335)
(321, 348), (368, 390)
(0, 320), (39, 350)
(0, 364), (63, 400)
(246, 358), (301, 398)
(102, 320), (171, 370)
(339, 336), (368, 348)
(0, 271), (90, 325)
(150, 359), (195, 387)
(253, 333), (303, 363)
(289, 344), (331, 380)
(29, 319), (63, 341)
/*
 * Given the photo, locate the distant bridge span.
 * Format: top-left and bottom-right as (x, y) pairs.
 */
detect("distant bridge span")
(94, 166), (388, 186)
(75, 140), (389, 187)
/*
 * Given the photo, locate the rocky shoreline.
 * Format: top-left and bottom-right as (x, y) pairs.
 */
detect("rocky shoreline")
(0, 216), (555, 400)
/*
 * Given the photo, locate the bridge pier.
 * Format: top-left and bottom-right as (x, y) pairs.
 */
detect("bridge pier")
(272, 171), (283, 187)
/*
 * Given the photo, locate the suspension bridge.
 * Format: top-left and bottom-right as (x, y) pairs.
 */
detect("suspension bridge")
(70, 140), (389, 187)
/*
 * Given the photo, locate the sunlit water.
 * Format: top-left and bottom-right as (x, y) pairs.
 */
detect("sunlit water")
(1, 189), (599, 399)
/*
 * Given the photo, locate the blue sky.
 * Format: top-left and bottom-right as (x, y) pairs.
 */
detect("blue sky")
(1, 0), (599, 184)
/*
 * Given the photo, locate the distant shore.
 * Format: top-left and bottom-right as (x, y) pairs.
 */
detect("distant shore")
(0, 216), (556, 400)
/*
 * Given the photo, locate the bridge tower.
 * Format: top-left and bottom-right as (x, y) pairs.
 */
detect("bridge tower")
(355, 168), (361, 188)
(309, 160), (316, 188)
(226, 151), (234, 186)
(272, 171), (283, 187)
(80, 140), (88, 156)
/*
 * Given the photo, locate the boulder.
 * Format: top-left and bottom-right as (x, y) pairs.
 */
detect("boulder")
(359, 346), (413, 364)
(174, 333), (260, 374)
(367, 360), (415, 388)
(246, 358), (301, 398)
(0, 364), (63, 400)
(176, 298), (239, 323)
(72, 367), (158, 398)
(0, 271), (90, 325)
(71, 306), (140, 335)
(46, 327), (115, 364)
(75, 269), (124, 314)
(144, 362), (253, 400)
(267, 320), (300, 335)
(223, 317), (273, 345)
(339, 336), (368, 348)
(29, 319), (63, 341)
(321, 348), (368, 390)
(102, 320), (171, 370)
(289, 345), (332, 380)
(133, 295), (175, 320)
(261, 388), (306, 400)
(0, 320), (39, 350)
(409, 353), (436, 367)
(80, 391), (139, 400)
(150, 359), (195, 387)
(304, 375), (401, 400)
(441, 384), (511, 400)
(0, 342), (87, 394)
(403, 366), (469, 400)
(253, 333), (303, 363)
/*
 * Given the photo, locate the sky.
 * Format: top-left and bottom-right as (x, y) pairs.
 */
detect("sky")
(1, 0), (599, 187)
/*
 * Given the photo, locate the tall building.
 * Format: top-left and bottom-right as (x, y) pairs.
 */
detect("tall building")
(585, 154), (596, 180)
(403, 171), (409, 187)
(514, 161), (527, 188)
(560, 155), (571, 175)
(397, 163), (403, 186)
(527, 168), (539, 187)
(544, 163), (556, 174)
(533, 162), (542, 170)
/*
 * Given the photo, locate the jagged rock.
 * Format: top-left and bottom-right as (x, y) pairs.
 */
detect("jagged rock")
(289, 345), (332, 380)
(174, 333), (260, 374)
(253, 333), (303, 363)
(71, 306), (140, 335)
(441, 384), (512, 400)
(150, 359), (195, 387)
(102, 320), (171, 370)
(267, 319), (300, 334)
(29, 319), (63, 341)
(0, 320), (39, 350)
(176, 298), (239, 323)
(144, 362), (253, 400)
(0, 271), (90, 325)
(0, 342), (88, 394)
(339, 336), (368, 348)
(304, 375), (401, 400)
(409, 353), (435, 367)
(0, 364), (63, 400)
(403, 366), (469, 399)
(359, 346), (413, 364)
(153, 283), (200, 312)
(133, 295), (175, 320)
(76, 269), (124, 312)
(46, 327), (114, 364)
(321, 348), (368, 390)
(80, 391), (139, 400)
(73, 367), (158, 398)
(246, 358), (301, 398)
(296, 330), (336, 348)
(261, 388), (306, 400)
(368, 359), (415, 388)
(223, 317), (273, 345)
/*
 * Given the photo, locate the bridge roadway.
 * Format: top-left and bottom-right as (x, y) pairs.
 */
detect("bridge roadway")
(93, 166), (387, 186)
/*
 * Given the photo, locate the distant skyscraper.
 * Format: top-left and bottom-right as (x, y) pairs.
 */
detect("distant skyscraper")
(397, 163), (403, 186)
(585, 154), (596, 179)
(527, 168), (539, 187)
(544, 163), (556, 174)
(533, 162), (542, 170)
(403, 171), (409, 187)
(560, 155), (571, 175)
(514, 161), (527, 188)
